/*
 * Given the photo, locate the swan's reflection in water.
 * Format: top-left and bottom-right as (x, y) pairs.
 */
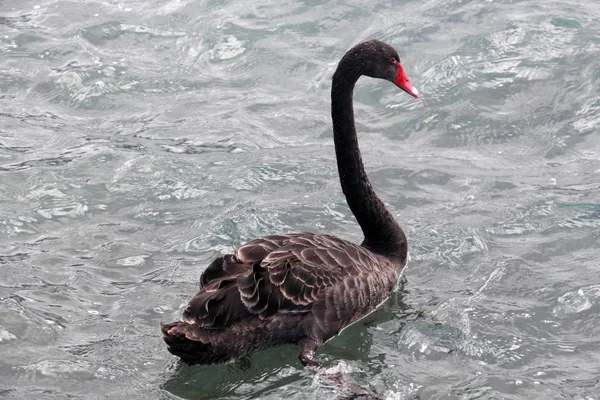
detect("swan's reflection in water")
(161, 285), (421, 399)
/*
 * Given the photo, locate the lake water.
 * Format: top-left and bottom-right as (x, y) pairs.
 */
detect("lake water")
(1, 0), (600, 399)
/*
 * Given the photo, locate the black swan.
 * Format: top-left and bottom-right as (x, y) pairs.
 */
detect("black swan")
(161, 40), (419, 368)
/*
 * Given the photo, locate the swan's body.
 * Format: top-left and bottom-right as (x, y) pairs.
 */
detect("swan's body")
(161, 40), (419, 367)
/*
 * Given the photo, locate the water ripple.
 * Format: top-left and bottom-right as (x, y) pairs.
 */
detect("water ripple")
(2, 0), (600, 399)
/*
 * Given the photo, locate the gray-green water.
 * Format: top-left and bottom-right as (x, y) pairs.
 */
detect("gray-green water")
(1, 0), (600, 398)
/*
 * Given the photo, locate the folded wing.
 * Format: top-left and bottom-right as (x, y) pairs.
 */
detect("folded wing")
(182, 233), (384, 330)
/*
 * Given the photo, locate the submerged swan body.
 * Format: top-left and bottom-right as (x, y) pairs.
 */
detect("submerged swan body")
(161, 40), (419, 366)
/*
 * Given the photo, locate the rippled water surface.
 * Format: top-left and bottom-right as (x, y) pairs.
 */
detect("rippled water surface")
(2, 0), (600, 398)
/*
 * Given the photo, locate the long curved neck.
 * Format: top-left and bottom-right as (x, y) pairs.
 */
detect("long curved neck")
(331, 66), (406, 261)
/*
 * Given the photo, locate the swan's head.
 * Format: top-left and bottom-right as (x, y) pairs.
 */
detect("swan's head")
(342, 40), (419, 99)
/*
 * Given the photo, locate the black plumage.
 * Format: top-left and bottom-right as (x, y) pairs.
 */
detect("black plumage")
(161, 39), (418, 367)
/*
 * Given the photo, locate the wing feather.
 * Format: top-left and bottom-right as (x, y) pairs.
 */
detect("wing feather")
(184, 232), (390, 330)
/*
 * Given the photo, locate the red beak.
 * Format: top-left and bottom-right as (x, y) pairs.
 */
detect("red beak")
(393, 62), (419, 98)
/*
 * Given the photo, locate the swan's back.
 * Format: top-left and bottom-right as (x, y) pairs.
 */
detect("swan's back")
(161, 232), (404, 364)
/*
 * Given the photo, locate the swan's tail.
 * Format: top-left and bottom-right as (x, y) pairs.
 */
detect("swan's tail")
(160, 321), (232, 365)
